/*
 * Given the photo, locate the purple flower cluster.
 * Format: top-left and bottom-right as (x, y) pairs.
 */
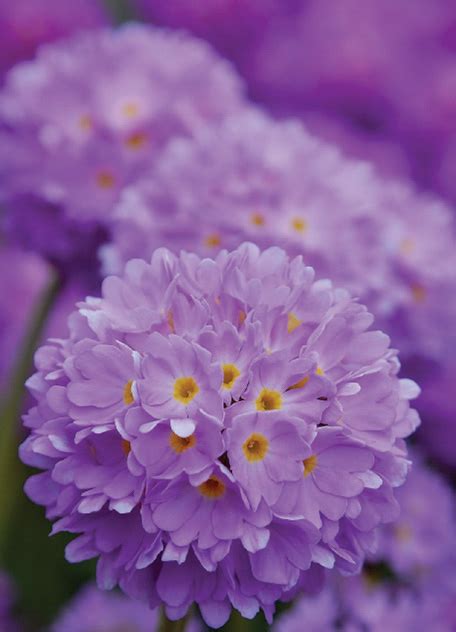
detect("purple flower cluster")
(139, 0), (456, 205)
(20, 244), (419, 626)
(52, 584), (157, 632)
(275, 458), (456, 631)
(104, 109), (456, 360)
(275, 573), (456, 632)
(0, 25), (244, 271)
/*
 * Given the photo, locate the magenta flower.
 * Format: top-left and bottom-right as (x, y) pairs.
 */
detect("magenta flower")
(21, 244), (419, 627)
(0, 24), (244, 272)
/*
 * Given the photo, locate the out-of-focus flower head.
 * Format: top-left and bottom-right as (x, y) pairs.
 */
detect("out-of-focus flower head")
(0, 246), (49, 392)
(20, 243), (419, 627)
(274, 569), (456, 632)
(139, 0), (456, 204)
(104, 110), (456, 360)
(0, 571), (19, 632)
(0, 0), (108, 77)
(0, 24), (244, 274)
(52, 584), (156, 632)
(411, 355), (456, 468)
(374, 455), (456, 580)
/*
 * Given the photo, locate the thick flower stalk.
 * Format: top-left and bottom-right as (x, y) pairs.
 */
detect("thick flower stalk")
(21, 244), (419, 627)
(105, 109), (456, 361)
(0, 24), (244, 272)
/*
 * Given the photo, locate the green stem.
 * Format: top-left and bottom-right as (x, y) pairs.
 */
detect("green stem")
(103, 0), (138, 24)
(157, 607), (190, 632)
(0, 271), (61, 559)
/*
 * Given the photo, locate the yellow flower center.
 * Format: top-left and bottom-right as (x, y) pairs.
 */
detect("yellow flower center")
(204, 233), (221, 248)
(169, 432), (196, 454)
(255, 388), (282, 411)
(238, 310), (247, 326)
(288, 376), (310, 391)
(222, 363), (241, 390)
(121, 439), (131, 456)
(400, 238), (415, 256)
(173, 376), (200, 405)
(123, 380), (135, 405)
(250, 212), (265, 227)
(411, 284), (426, 303)
(243, 433), (269, 462)
(394, 523), (413, 542)
(78, 114), (93, 131)
(198, 475), (226, 499)
(95, 169), (116, 189)
(288, 368), (324, 391)
(122, 101), (140, 118)
(125, 131), (148, 150)
(166, 309), (175, 333)
(291, 217), (308, 233)
(303, 454), (318, 477)
(287, 312), (302, 333)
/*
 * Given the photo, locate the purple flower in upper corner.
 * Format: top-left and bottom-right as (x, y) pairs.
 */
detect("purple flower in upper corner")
(20, 244), (419, 628)
(140, 0), (456, 206)
(0, 24), (244, 274)
(0, 0), (108, 77)
(104, 108), (456, 362)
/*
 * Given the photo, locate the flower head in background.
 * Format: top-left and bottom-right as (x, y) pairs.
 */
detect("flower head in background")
(52, 584), (156, 632)
(139, 0), (456, 205)
(0, 246), (49, 392)
(412, 356), (456, 468)
(0, 572), (19, 632)
(274, 567), (456, 632)
(0, 24), (244, 273)
(373, 455), (456, 581)
(0, 0), (108, 77)
(104, 109), (456, 361)
(21, 244), (418, 627)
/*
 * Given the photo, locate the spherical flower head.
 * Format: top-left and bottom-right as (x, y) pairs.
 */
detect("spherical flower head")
(105, 109), (456, 360)
(21, 243), (419, 627)
(0, 0), (108, 76)
(0, 24), (244, 270)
